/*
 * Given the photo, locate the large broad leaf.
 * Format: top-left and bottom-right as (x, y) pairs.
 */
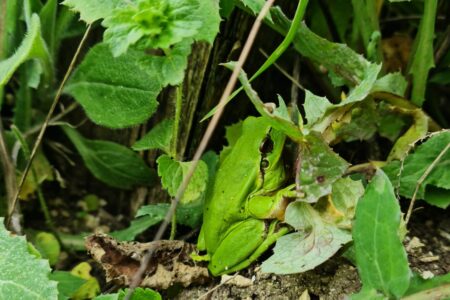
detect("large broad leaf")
(0, 218), (58, 299)
(63, 126), (156, 189)
(62, 0), (121, 24)
(0, 14), (51, 87)
(353, 170), (411, 298)
(261, 202), (352, 274)
(132, 119), (174, 154)
(157, 154), (208, 204)
(64, 43), (162, 128)
(297, 133), (349, 203)
(383, 131), (450, 208)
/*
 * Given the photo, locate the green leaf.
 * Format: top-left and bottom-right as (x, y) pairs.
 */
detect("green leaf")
(350, 288), (388, 300)
(304, 91), (332, 125)
(146, 40), (192, 86)
(94, 288), (161, 300)
(0, 217), (58, 299)
(424, 186), (450, 209)
(408, 0), (438, 106)
(239, 0), (272, 21)
(62, 0), (121, 24)
(49, 271), (86, 300)
(102, 0), (201, 56)
(353, 170), (411, 298)
(157, 154), (208, 204)
(110, 204), (168, 241)
(65, 43), (162, 128)
(297, 133), (349, 203)
(316, 177), (364, 229)
(372, 72), (408, 97)
(383, 131), (450, 206)
(132, 119), (174, 153)
(70, 262), (100, 300)
(63, 126), (156, 189)
(34, 232), (60, 266)
(224, 62), (303, 141)
(405, 272), (450, 296)
(261, 202), (352, 274)
(270, 9), (371, 85)
(195, 0), (221, 44)
(0, 14), (51, 87)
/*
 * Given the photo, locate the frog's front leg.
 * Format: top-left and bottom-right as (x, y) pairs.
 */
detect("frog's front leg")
(248, 184), (297, 220)
(209, 219), (290, 276)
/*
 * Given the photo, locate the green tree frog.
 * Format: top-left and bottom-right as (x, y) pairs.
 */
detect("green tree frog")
(197, 117), (296, 275)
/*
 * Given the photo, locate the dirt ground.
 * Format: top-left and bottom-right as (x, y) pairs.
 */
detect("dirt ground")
(163, 204), (449, 299)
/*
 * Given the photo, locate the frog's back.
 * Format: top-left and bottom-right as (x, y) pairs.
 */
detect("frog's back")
(203, 117), (272, 253)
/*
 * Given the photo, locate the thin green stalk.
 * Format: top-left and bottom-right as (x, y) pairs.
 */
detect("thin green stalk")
(201, 0), (309, 121)
(169, 86), (183, 240)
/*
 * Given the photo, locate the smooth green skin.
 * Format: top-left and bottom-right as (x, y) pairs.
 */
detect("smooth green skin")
(198, 117), (294, 275)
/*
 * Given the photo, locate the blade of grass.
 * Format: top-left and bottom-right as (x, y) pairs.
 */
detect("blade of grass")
(408, 0), (438, 106)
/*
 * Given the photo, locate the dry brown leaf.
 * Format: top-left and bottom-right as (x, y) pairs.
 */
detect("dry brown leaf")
(85, 234), (210, 290)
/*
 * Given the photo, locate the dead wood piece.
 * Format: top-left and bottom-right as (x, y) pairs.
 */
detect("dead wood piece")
(85, 234), (210, 290)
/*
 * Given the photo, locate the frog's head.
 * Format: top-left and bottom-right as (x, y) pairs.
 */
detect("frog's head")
(257, 128), (287, 192)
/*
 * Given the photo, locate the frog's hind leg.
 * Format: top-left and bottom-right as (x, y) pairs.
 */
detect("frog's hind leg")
(209, 219), (290, 276)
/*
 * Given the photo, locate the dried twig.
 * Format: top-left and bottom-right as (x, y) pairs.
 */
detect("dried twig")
(124, 1), (277, 298)
(5, 25), (92, 229)
(197, 273), (240, 300)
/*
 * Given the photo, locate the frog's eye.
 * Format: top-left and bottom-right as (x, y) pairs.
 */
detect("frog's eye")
(260, 158), (270, 169)
(259, 136), (274, 154)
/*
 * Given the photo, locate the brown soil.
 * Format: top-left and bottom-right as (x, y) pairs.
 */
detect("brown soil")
(163, 204), (449, 300)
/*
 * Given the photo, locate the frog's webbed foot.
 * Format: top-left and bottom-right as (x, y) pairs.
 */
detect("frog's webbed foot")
(209, 219), (291, 276)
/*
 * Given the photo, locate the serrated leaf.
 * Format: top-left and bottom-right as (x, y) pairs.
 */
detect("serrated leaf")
(146, 40), (192, 86)
(0, 14), (51, 87)
(261, 202), (352, 274)
(383, 131), (450, 207)
(49, 271), (86, 300)
(196, 0), (221, 44)
(353, 170), (411, 298)
(62, 0), (121, 24)
(0, 218), (58, 299)
(102, 0), (201, 56)
(372, 72), (408, 97)
(157, 154), (208, 204)
(63, 126), (156, 189)
(304, 91), (332, 125)
(408, 0), (438, 106)
(239, 0), (272, 21)
(132, 119), (174, 153)
(65, 43), (162, 128)
(297, 133), (349, 203)
(94, 287), (161, 300)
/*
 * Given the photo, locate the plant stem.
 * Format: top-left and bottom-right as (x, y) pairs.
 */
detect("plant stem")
(6, 24), (92, 229)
